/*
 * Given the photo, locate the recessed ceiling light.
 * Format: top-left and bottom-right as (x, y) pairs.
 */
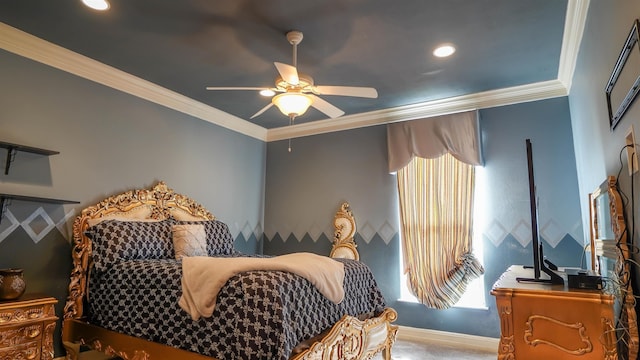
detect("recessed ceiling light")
(433, 44), (456, 58)
(260, 89), (276, 97)
(82, 0), (110, 11)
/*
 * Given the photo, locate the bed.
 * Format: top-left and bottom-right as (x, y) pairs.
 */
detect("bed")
(62, 182), (398, 360)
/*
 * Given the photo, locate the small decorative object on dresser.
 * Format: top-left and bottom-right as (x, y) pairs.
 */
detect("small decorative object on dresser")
(0, 294), (58, 360)
(0, 268), (26, 300)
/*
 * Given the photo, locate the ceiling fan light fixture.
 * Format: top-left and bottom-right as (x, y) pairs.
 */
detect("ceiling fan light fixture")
(82, 0), (110, 11)
(272, 92), (312, 117)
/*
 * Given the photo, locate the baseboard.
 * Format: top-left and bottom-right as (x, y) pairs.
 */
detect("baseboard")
(397, 325), (499, 353)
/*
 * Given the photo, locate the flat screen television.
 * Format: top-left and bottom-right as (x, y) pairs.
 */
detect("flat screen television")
(516, 139), (564, 285)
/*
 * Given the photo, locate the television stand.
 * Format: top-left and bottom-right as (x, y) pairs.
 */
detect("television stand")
(516, 246), (564, 285)
(515, 265), (564, 285)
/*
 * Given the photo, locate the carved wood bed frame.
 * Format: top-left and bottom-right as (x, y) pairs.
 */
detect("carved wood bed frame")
(62, 182), (397, 360)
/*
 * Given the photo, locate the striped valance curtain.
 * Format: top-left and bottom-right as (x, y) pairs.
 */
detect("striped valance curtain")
(388, 110), (484, 309)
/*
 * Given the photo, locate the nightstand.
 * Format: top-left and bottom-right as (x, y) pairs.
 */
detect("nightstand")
(0, 295), (58, 360)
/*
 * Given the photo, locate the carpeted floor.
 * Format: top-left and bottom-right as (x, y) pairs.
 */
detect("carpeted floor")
(380, 338), (497, 359)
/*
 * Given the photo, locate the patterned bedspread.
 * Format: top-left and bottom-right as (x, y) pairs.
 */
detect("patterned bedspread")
(88, 256), (386, 360)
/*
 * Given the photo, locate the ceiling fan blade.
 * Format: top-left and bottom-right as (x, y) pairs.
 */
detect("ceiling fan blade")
(206, 87), (270, 91)
(274, 62), (299, 85)
(250, 103), (274, 119)
(314, 86), (378, 98)
(310, 95), (345, 118)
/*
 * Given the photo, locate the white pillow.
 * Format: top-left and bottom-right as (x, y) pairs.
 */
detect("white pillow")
(172, 224), (208, 260)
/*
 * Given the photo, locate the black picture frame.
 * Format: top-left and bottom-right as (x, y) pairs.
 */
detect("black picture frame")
(606, 19), (640, 131)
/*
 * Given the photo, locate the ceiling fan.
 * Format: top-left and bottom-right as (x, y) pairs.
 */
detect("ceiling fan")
(206, 30), (378, 122)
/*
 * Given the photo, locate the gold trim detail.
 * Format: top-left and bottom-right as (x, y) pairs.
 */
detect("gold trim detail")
(601, 317), (617, 360)
(0, 324), (40, 347)
(0, 303), (54, 325)
(524, 315), (592, 355)
(498, 306), (515, 359)
(0, 341), (40, 360)
(330, 202), (359, 261)
(42, 321), (56, 360)
(496, 292), (515, 360)
(91, 340), (151, 360)
(291, 308), (398, 360)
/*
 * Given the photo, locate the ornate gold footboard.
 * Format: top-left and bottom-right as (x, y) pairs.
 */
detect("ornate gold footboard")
(292, 308), (398, 360)
(62, 183), (397, 360)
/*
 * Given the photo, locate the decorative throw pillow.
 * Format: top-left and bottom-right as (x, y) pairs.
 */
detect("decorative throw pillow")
(172, 224), (208, 260)
(173, 220), (235, 256)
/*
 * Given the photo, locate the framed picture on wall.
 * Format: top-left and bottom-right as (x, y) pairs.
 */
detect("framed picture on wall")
(605, 19), (640, 131)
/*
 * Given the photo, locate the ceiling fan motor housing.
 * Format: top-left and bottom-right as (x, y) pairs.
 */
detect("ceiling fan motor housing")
(275, 74), (314, 92)
(286, 31), (304, 45)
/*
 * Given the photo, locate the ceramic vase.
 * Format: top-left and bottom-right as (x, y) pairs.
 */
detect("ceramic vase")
(0, 268), (26, 300)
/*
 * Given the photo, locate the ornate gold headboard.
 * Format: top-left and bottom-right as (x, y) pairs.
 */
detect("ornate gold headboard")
(63, 182), (214, 321)
(330, 202), (359, 261)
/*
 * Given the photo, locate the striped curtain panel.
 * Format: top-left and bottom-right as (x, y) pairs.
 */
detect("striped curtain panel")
(397, 153), (484, 309)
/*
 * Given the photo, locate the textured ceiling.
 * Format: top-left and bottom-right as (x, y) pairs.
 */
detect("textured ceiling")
(0, 0), (569, 131)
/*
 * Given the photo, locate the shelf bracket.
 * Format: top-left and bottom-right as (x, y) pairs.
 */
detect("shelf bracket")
(0, 196), (8, 225)
(4, 146), (16, 175)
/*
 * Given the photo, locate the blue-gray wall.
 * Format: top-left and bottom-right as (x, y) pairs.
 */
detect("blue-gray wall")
(0, 49), (266, 356)
(569, 1), (640, 297)
(264, 96), (583, 338)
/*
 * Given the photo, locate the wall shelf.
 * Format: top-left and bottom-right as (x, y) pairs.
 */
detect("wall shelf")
(0, 193), (79, 224)
(0, 141), (60, 175)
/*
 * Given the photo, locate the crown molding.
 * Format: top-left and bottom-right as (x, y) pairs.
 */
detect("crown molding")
(557, 0), (590, 91)
(267, 79), (568, 141)
(0, 22), (268, 141)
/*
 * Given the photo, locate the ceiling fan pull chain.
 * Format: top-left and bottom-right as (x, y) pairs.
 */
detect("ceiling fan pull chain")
(288, 115), (296, 152)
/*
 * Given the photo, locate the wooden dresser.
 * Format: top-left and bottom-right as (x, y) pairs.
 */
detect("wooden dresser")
(492, 265), (617, 359)
(0, 295), (58, 360)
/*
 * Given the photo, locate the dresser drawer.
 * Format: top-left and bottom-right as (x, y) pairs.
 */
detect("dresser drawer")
(0, 340), (41, 360)
(0, 322), (42, 347)
(0, 303), (56, 326)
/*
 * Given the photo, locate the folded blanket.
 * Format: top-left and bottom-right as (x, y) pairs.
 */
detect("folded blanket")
(179, 252), (345, 320)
